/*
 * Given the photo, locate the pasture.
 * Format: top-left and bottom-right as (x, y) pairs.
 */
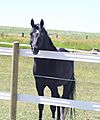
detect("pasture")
(0, 26), (100, 50)
(0, 55), (100, 120)
(0, 26), (100, 119)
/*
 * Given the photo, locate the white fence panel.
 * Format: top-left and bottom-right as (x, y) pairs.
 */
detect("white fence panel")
(0, 47), (12, 56)
(0, 92), (100, 111)
(0, 47), (100, 63)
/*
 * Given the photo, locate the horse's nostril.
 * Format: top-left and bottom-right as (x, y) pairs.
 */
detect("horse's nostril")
(33, 46), (39, 55)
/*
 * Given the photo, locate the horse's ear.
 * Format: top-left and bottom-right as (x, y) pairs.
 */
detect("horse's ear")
(40, 19), (44, 28)
(31, 19), (34, 28)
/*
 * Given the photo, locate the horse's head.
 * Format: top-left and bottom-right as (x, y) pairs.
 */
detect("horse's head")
(30, 19), (47, 55)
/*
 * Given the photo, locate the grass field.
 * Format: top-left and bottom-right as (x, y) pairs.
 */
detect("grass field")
(0, 26), (100, 50)
(0, 56), (100, 120)
(0, 26), (100, 119)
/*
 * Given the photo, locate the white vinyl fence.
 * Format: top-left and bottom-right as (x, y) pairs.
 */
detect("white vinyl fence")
(0, 42), (100, 120)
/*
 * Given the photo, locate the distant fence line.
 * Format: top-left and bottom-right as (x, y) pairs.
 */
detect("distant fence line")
(0, 42), (100, 120)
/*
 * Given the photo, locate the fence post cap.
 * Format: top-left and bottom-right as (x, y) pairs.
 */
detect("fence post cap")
(13, 41), (19, 44)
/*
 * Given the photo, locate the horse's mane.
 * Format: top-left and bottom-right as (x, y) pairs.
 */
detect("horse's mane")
(43, 28), (57, 51)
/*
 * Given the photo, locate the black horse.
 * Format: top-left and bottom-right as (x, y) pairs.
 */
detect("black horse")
(30, 19), (76, 120)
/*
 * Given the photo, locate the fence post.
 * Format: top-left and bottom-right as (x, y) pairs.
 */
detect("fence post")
(10, 42), (19, 120)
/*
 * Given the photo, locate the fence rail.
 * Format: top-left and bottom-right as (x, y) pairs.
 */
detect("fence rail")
(0, 42), (100, 120)
(1, 41), (100, 54)
(0, 47), (100, 63)
(0, 92), (100, 112)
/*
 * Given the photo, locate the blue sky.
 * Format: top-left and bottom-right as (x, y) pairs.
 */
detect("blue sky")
(0, 0), (100, 32)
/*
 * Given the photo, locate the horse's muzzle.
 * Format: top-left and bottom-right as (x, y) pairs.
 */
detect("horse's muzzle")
(32, 46), (39, 55)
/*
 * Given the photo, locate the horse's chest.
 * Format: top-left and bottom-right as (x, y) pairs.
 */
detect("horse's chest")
(33, 59), (56, 75)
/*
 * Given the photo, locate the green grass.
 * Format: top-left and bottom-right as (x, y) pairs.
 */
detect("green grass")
(0, 26), (100, 119)
(0, 26), (100, 50)
(1, 34), (100, 50)
(51, 34), (100, 50)
(0, 56), (100, 120)
(0, 26), (30, 35)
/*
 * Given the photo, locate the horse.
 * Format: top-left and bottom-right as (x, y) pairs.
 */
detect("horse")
(30, 19), (76, 120)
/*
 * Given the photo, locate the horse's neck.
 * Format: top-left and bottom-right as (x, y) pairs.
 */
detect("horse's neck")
(48, 43), (57, 51)
(33, 37), (57, 69)
(47, 37), (57, 51)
